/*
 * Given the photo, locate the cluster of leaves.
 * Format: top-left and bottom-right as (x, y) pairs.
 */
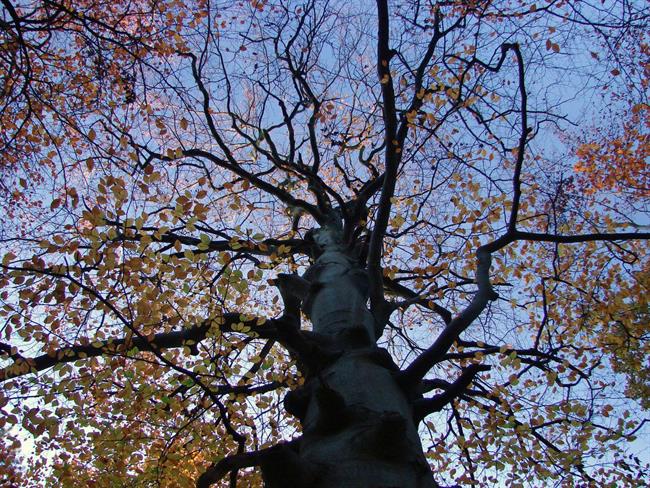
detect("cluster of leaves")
(575, 102), (649, 198)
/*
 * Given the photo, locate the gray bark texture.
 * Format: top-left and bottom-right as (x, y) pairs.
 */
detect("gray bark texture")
(262, 224), (435, 488)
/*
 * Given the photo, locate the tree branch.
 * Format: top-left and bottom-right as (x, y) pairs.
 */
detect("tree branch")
(512, 230), (650, 245)
(399, 248), (498, 385)
(414, 364), (490, 421)
(196, 439), (313, 488)
(507, 43), (527, 235)
(383, 277), (452, 324)
(176, 52), (325, 223)
(366, 0), (401, 316)
(0, 313), (277, 381)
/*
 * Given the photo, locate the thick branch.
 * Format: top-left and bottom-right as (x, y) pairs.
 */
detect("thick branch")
(196, 440), (313, 488)
(399, 248), (497, 385)
(196, 447), (272, 488)
(383, 277), (452, 324)
(413, 364), (490, 421)
(507, 43), (527, 235)
(0, 314), (276, 381)
(512, 230), (650, 245)
(401, 227), (649, 385)
(110, 225), (310, 257)
(367, 0), (401, 313)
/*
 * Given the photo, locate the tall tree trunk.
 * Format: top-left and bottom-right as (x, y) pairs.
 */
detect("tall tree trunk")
(262, 223), (434, 488)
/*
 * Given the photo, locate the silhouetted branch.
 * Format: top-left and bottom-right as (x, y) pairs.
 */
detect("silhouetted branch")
(413, 364), (491, 421)
(0, 313), (277, 381)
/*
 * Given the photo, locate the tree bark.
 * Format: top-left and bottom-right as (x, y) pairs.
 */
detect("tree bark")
(263, 223), (434, 488)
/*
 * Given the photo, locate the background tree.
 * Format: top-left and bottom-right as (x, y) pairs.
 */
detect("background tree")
(1, 0), (649, 487)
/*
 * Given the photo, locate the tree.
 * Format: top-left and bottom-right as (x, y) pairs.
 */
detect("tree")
(1, 0), (649, 486)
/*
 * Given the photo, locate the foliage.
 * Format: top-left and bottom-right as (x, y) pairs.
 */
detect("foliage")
(0, 0), (649, 487)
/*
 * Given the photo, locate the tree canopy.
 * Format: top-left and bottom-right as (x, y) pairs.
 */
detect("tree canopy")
(0, 0), (648, 486)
